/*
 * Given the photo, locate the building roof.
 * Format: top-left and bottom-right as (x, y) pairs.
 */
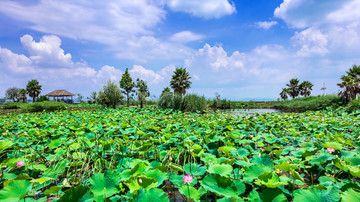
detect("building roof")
(45, 90), (76, 97)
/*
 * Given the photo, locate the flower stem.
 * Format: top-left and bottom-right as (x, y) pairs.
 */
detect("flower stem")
(187, 184), (191, 202)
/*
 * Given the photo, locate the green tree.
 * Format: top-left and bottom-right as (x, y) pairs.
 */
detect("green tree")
(19, 89), (27, 103)
(338, 64), (360, 103)
(120, 68), (135, 107)
(97, 80), (123, 108)
(87, 92), (97, 104)
(299, 81), (314, 97)
(136, 78), (150, 108)
(170, 67), (192, 95)
(161, 87), (171, 97)
(280, 88), (289, 100)
(76, 93), (84, 102)
(286, 78), (300, 99)
(26, 80), (42, 103)
(5, 87), (21, 102)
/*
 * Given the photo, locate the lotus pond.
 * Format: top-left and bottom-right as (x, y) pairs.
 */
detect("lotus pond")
(0, 107), (360, 201)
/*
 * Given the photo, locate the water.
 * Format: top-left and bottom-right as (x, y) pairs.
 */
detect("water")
(216, 108), (282, 116)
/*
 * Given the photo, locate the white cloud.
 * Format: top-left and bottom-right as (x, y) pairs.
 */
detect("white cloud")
(165, 0), (236, 19)
(255, 21), (278, 30)
(170, 31), (204, 43)
(292, 27), (329, 57)
(274, 0), (355, 28)
(0, 0), (165, 45)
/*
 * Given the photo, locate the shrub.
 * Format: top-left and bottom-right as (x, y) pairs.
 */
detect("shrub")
(158, 93), (207, 112)
(274, 95), (346, 112)
(21, 101), (67, 112)
(346, 98), (360, 113)
(36, 95), (49, 102)
(3, 102), (25, 109)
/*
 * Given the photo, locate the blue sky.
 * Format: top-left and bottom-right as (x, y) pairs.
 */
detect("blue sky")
(1, 0), (360, 100)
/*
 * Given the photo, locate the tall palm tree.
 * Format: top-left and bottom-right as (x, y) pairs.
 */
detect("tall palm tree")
(338, 65), (360, 103)
(286, 78), (300, 99)
(299, 81), (314, 97)
(26, 79), (42, 102)
(280, 88), (289, 100)
(170, 68), (192, 95)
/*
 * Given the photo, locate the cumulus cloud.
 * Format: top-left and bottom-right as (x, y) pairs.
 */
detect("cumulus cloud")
(165, 0), (236, 19)
(292, 27), (329, 57)
(0, 0), (165, 45)
(170, 31), (204, 43)
(255, 21), (278, 30)
(274, 0), (354, 28)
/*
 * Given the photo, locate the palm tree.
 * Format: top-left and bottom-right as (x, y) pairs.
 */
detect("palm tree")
(286, 78), (300, 99)
(26, 79), (42, 102)
(170, 68), (192, 95)
(337, 75), (357, 103)
(338, 65), (360, 103)
(19, 89), (27, 103)
(280, 88), (289, 100)
(299, 81), (314, 97)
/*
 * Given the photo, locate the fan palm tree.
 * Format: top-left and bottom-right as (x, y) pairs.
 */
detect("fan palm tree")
(299, 81), (314, 97)
(286, 78), (300, 99)
(26, 79), (42, 102)
(170, 68), (192, 95)
(337, 75), (357, 103)
(280, 88), (289, 100)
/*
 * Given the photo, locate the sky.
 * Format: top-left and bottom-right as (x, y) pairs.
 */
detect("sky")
(1, 0), (360, 101)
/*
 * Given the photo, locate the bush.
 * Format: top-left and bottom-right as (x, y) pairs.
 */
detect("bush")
(2, 102), (25, 109)
(346, 98), (360, 113)
(36, 95), (49, 102)
(158, 93), (207, 112)
(274, 95), (346, 112)
(97, 80), (124, 108)
(21, 101), (67, 112)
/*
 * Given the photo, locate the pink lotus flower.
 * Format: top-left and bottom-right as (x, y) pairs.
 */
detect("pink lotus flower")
(16, 161), (24, 167)
(327, 147), (335, 154)
(182, 174), (193, 185)
(138, 178), (142, 184)
(139, 123), (142, 125)
(103, 124), (106, 127)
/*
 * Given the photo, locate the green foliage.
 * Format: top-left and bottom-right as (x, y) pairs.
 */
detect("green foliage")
(170, 67), (192, 95)
(120, 68), (135, 107)
(36, 95), (49, 102)
(136, 78), (150, 108)
(160, 87), (171, 97)
(0, 107), (360, 201)
(281, 78), (313, 99)
(97, 80), (123, 108)
(338, 64), (360, 103)
(2, 102), (26, 109)
(158, 93), (207, 112)
(21, 101), (67, 112)
(275, 95), (346, 112)
(346, 97), (360, 113)
(26, 79), (42, 103)
(5, 87), (21, 102)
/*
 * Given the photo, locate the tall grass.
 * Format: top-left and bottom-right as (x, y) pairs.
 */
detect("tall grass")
(274, 95), (345, 112)
(158, 93), (207, 112)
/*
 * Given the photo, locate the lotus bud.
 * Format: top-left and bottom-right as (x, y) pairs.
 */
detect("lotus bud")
(16, 161), (24, 167)
(139, 178), (142, 184)
(327, 147), (335, 154)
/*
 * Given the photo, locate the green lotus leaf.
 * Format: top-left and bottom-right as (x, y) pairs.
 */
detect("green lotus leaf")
(0, 180), (33, 202)
(201, 174), (239, 198)
(89, 171), (121, 201)
(184, 163), (206, 176)
(179, 186), (206, 201)
(309, 153), (335, 165)
(133, 188), (169, 202)
(143, 169), (168, 186)
(247, 189), (261, 201)
(218, 146), (237, 154)
(58, 186), (89, 202)
(130, 162), (150, 176)
(256, 172), (288, 188)
(208, 164), (233, 176)
(233, 180), (245, 196)
(44, 186), (61, 195)
(0, 140), (14, 154)
(125, 176), (157, 194)
(318, 176), (335, 187)
(260, 188), (287, 202)
(275, 162), (299, 172)
(341, 188), (360, 202)
(293, 188), (340, 202)
(217, 197), (244, 202)
(252, 154), (273, 167)
(243, 164), (272, 182)
(323, 142), (343, 150)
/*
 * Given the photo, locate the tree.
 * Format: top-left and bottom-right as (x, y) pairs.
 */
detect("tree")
(161, 87), (171, 97)
(19, 89), (27, 103)
(280, 88), (289, 100)
(338, 64), (360, 103)
(87, 92), (97, 104)
(26, 80), (42, 103)
(120, 68), (135, 107)
(77, 93), (84, 102)
(299, 81), (314, 97)
(136, 78), (150, 108)
(170, 67), (192, 95)
(97, 80), (123, 108)
(286, 78), (300, 99)
(5, 87), (21, 102)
